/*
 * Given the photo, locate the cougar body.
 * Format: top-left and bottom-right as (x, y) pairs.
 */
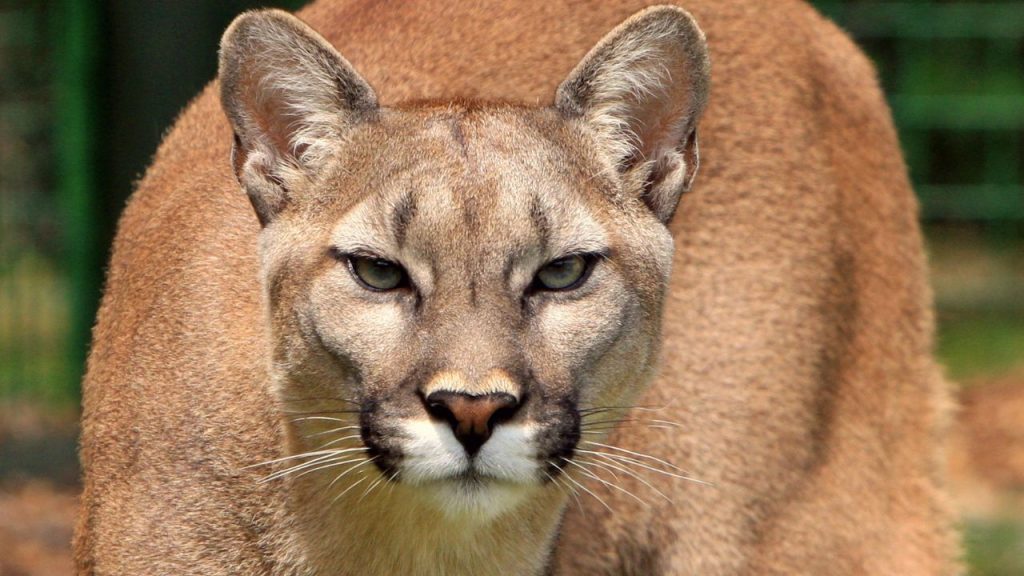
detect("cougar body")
(76, 1), (958, 574)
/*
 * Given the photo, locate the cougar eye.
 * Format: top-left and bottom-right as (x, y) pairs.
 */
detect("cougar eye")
(347, 255), (407, 291)
(534, 254), (590, 291)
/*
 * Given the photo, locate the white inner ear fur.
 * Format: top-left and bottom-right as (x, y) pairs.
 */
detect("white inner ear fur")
(221, 10), (375, 164)
(219, 10), (377, 222)
(575, 37), (688, 164)
(557, 6), (709, 163)
(556, 6), (710, 220)
(243, 44), (348, 169)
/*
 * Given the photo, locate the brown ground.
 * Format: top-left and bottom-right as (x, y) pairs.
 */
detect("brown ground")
(0, 403), (78, 576)
(1, 376), (1022, 575)
(948, 372), (1024, 521)
(960, 375), (1024, 488)
(0, 482), (77, 576)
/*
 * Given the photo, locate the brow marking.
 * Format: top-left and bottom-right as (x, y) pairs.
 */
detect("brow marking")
(391, 188), (417, 248)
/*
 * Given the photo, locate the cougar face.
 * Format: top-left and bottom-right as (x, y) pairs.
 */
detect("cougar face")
(220, 8), (708, 517)
(265, 109), (674, 514)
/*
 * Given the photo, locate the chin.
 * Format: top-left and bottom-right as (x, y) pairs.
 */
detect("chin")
(420, 475), (537, 521)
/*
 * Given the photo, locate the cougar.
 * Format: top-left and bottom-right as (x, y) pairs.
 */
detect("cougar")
(75, 1), (959, 574)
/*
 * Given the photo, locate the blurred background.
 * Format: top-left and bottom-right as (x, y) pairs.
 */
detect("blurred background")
(0, 0), (1021, 573)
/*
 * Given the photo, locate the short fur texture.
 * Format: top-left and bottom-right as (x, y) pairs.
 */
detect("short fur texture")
(75, 1), (959, 575)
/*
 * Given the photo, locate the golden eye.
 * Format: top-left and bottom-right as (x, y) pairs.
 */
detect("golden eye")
(535, 254), (589, 291)
(349, 256), (406, 291)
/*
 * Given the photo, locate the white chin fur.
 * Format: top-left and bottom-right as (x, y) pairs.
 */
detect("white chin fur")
(422, 478), (534, 520)
(397, 419), (541, 518)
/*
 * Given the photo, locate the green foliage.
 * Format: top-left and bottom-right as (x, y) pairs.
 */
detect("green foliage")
(938, 313), (1024, 382)
(964, 519), (1024, 576)
(816, 1), (1024, 222)
(0, 252), (75, 406)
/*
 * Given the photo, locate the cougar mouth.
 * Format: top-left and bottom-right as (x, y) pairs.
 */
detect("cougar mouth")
(358, 399), (581, 489)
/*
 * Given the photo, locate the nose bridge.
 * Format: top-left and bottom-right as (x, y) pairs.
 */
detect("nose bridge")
(422, 368), (521, 400)
(427, 289), (518, 383)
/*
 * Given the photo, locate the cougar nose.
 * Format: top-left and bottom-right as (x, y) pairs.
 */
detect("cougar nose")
(424, 391), (521, 456)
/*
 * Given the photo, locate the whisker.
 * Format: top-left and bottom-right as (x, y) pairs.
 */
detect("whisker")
(358, 474), (387, 503)
(555, 465), (588, 516)
(386, 470), (399, 497)
(578, 450), (711, 486)
(585, 451), (689, 480)
(577, 457), (672, 503)
(579, 418), (679, 430)
(577, 401), (676, 415)
(563, 458), (649, 508)
(290, 416), (352, 424)
(578, 425), (660, 434)
(578, 423), (678, 433)
(319, 434), (363, 449)
(278, 396), (360, 406)
(259, 453), (347, 483)
(543, 467), (584, 515)
(245, 448), (357, 469)
(576, 455), (620, 480)
(270, 456), (368, 483)
(331, 475), (370, 505)
(327, 457), (377, 490)
(645, 419), (683, 428)
(305, 425), (361, 439)
(581, 441), (684, 471)
(559, 466), (614, 513)
(562, 478), (585, 515)
(278, 405), (362, 414)
(578, 417), (631, 427)
(577, 408), (626, 418)
(260, 449), (369, 482)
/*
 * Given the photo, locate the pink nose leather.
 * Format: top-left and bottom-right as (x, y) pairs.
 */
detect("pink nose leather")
(424, 391), (520, 455)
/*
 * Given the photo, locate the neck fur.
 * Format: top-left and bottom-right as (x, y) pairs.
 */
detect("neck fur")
(285, 472), (568, 576)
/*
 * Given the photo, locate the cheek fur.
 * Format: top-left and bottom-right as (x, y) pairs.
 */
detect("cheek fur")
(304, 271), (412, 375)
(531, 287), (632, 376)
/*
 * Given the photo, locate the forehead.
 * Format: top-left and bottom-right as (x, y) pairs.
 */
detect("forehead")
(325, 107), (616, 260)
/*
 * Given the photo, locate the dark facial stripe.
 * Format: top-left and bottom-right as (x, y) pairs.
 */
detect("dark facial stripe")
(529, 193), (551, 252)
(391, 188), (417, 248)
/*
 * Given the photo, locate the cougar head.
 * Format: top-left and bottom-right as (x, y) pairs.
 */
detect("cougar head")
(219, 6), (709, 518)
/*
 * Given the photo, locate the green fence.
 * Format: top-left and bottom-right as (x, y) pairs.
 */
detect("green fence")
(0, 0), (1022, 403)
(817, 1), (1024, 221)
(0, 2), (73, 402)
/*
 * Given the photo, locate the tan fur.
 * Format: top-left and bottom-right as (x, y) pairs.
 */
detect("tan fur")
(75, 1), (959, 575)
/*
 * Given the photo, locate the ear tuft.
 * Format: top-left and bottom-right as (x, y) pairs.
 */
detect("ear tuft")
(219, 9), (377, 225)
(556, 5), (711, 223)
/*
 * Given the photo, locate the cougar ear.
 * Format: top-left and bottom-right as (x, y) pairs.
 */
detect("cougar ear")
(219, 9), (378, 225)
(556, 6), (710, 223)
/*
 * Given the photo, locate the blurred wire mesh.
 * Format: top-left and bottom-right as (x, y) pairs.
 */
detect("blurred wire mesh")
(0, 1), (1022, 575)
(2, 0), (1022, 403)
